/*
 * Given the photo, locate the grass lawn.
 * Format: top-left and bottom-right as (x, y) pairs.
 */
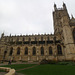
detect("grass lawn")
(0, 64), (36, 70)
(0, 64), (75, 75)
(0, 70), (5, 72)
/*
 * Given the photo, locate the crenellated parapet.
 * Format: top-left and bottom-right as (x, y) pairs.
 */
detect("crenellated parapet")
(54, 2), (67, 11)
(0, 33), (62, 46)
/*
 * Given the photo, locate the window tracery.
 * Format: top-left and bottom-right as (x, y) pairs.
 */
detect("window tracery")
(57, 45), (62, 55)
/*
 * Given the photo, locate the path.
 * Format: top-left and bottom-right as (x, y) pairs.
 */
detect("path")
(0, 72), (6, 75)
(16, 72), (24, 75)
(16, 64), (39, 71)
(0, 62), (39, 75)
(0, 65), (38, 75)
(0, 72), (24, 75)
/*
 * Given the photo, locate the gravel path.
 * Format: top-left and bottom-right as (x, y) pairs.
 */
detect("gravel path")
(0, 72), (6, 75)
(16, 72), (24, 75)
(0, 62), (38, 75)
(0, 72), (24, 75)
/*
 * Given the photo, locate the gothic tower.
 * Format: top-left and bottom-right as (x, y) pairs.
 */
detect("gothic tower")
(53, 3), (75, 60)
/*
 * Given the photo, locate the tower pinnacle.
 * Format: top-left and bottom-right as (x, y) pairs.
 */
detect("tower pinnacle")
(54, 3), (57, 10)
(63, 2), (67, 10)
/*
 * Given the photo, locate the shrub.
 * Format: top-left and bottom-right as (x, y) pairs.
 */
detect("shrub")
(57, 62), (69, 65)
(56, 61), (75, 65)
(40, 59), (75, 65)
(22, 61), (27, 62)
(48, 60), (58, 64)
(40, 59), (58, 65)
(40, 59), (48, 65)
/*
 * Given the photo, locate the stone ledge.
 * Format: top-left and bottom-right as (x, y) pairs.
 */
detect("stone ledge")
(5, 69), (15, 75)
(0, 67), (15, 75)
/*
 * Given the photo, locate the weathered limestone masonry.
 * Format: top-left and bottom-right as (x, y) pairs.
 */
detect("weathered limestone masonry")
(0, 3), (75, 62)
(0, 67), (15, 75)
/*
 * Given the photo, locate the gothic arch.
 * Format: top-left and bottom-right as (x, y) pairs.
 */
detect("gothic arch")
(41, 37), (43, 41)
(25, 47), (28, 55)
(11, 38), (13, 42)
(35, 37), (37, 41)
(41, 47), (44, 55)
(57, 45), (62, 55)
(4, 51), (7, 59)
(9, 47), (13, 56)
(73, 28), (75, 43)
(23, 37), (25, 41)
(47, 36), (49, 41)
(49, 46), (52, 55)
(17, 47), (20, 55)
(0, 49), (1, 54)
(33, 47), (36, 55)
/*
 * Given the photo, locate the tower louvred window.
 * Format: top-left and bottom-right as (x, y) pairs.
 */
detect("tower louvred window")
(73, 28), (75, 43)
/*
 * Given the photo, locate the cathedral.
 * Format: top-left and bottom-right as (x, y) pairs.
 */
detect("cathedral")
(0, 3), (75, 62)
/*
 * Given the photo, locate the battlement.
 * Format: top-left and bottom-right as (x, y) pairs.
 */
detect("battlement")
(54, 2), (67, 11)
(0, 33), (61, 46)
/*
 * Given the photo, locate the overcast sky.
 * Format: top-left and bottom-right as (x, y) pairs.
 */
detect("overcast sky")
(0, 0), (75, 36)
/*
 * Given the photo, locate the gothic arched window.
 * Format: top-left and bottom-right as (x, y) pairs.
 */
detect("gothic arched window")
(58, 13), (61, 18)
(17, 37), (19, 42)
(48, 36), (49, 41)
(41, 47), (44, 55)
(35, 37), (37, 41)
(33, 47), (36, 55)
(57, 45), (62, 55)
(41, 37), (43, 41)
(17, 47), (20, 55)
(73, 28), (75, 43)
(23, 37), (25, 41)
(25, 47), (28, 55)
(0, 49), (1, 54)
(49, 47), (52, 55)
(11, 38), (13, 42)
(29, 37), (31, 41)
(9, 47), (13, 56)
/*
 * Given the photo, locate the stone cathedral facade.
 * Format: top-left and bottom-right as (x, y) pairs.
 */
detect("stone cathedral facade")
(0, 3), (75, 62)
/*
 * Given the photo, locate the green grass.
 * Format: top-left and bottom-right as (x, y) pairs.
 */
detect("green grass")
(18, 64), (75, 75)
(0, 70), (5, 72)
(0, 64), (75, 75)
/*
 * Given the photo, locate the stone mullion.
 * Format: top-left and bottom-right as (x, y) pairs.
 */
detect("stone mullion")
(37, 37), (39, 46)
(22, 40), (24, 45)
(29, 37), (31, 46)
(45, 37), (47, 45)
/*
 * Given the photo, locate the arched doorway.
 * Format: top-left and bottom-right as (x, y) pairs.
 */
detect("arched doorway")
(3, 51), (7, 59)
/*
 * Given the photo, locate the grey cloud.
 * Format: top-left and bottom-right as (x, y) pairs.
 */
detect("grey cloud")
(0, 0), (75, 36)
